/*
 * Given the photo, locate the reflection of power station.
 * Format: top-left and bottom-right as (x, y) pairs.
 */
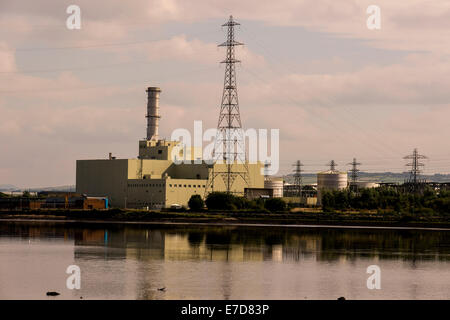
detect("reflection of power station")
(317, 161), (347, 205)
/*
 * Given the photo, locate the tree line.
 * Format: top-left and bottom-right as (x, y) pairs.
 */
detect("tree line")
(188, 192), (287, 213)
(321, 187), (450, 214)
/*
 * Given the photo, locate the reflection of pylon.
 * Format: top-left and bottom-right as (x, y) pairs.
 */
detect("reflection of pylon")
(292, 160), (303, 198)
(347, 158), (361, 192)
(206, 16), (249, 195)
(403, 148), (427, 191)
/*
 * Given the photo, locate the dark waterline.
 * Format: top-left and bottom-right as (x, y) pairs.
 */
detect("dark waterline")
(0, 220), (449, 300)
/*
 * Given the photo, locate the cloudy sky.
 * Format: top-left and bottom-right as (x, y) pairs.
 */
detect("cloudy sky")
(1, 0), (450, 188)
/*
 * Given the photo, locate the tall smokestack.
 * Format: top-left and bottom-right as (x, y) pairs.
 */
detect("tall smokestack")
(146, 87), (161, 141)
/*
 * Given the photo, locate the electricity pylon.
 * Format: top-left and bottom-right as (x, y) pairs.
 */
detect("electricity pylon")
(404, 148), (427, 192)
(292, 160), (303, 198)
(206, 16), (249, 195)
(347, 158), (361, 192)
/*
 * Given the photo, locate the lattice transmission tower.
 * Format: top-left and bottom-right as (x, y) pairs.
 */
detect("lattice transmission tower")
(403, 148), (427, 191)
(327, 160), (338, 172)
(292, 160), (304, 198)
(207, 15), (249, 195)
(347, 158), (361, 192)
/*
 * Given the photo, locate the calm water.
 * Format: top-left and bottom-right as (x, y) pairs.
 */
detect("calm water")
(0, 220), (449, 300)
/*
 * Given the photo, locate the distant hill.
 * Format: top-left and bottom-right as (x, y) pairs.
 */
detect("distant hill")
(0, 184), (18, 191)
(28, 185), (76, 192)
(283, 172), (450, 185)
(0, 185), (75, 192)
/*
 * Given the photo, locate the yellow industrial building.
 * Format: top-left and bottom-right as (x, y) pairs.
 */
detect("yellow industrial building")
(76, 87), (264, 209)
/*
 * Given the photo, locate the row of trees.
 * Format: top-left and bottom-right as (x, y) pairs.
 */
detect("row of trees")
(321, 187), (450, 214)
(0, 191), (31, 198)
(188, 192), (287, 213)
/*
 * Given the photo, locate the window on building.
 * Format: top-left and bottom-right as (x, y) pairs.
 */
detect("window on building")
(158, 150), (162, 154)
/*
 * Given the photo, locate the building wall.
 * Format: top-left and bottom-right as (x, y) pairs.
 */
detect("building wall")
(165, 178), (207, 207)
(138, 140), (201, 162)
(166, 162), (210, 180)
(76, 155), (265, 208)
(126, 178), (167, 208)
(209, 162), (264, 195)
(128, 158), (172, 179)
(76, 159), (129, 208)
(138, 140), (180, 160)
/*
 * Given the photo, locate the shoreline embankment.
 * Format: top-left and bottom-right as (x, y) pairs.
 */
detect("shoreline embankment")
(1, 209), (449, 230)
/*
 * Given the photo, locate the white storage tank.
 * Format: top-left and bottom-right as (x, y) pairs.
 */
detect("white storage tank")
(264, 177), (284, 198)
(317, 170), (348, 205)
(356, 181), (379, 189)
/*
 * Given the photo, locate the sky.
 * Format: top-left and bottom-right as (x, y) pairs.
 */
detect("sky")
(1, 0), (450, 188)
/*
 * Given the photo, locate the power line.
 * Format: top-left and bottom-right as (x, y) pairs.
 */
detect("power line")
(0, 65), (218, 94)
(15, 39), (157, 51)
(239, 27), (410, 160)
(0, 60), (157, 74)
(13, 28), (219, 52)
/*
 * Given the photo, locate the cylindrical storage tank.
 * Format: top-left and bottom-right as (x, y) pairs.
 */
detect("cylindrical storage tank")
(264, 177), (284, 198)
(317, 171), (347, 205)
(146, 87), (161, 141)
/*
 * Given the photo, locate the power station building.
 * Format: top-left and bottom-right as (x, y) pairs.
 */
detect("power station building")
(76, 87), (264, 209)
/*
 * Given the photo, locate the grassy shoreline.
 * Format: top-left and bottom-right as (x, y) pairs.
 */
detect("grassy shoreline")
(1, 209), (450, 229)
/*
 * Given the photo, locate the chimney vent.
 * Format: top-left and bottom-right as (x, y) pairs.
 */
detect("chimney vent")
(146, 87), (161, 141)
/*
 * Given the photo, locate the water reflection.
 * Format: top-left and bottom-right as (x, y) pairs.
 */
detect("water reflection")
(1, 222), (449, 263)
(0, 221), (449, 299)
